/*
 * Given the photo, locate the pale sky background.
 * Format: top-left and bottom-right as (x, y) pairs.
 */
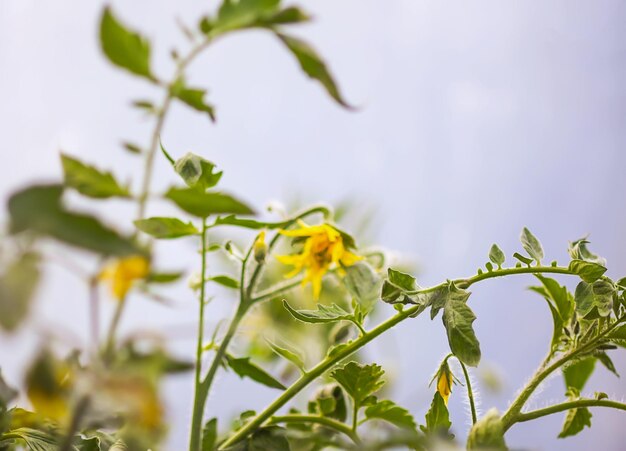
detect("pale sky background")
(1, 0), (626, 450)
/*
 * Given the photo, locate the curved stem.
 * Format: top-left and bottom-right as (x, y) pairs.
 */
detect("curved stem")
(219, 265), (577, 448)
(513, 399), (626, 424)
(457, 359), (477, 425)
(268, 414), (361, 445)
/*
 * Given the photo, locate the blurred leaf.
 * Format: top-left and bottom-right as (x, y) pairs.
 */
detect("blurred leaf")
(310, 384), (347, 422)
(0, 370), (17, 414)
(276, 33), (351, 108)
(146, 271), (184, 284)
(520, 227), (543, 264)
(165, 187), (255, 218)
(596, 352), (619, 378)
(225, 355), (285, 390)
(563, 357), (595, 392)
(0, 252), (40, 332)
(421, 392), (451, 436)
(344, 262), (380, 314)
(123, 142), (143, 154)
(202, 418), (218, 451)
(1, 427), (58, 450)
(266, 339), (305, 372)
(209, 275), (240, 289)
(330, 361), (385, 407)
(61, 154), (130, 199)
(260, 7), (310, 25)
(8, 185), (141, 256)
(134, 217), (199, 239)
(387, 268), (416, 292)
(282, 300), (353, 324)
(213, 215), (288, 230)
(442, 285), (481, 367)
(569, 260), (607, 283)
(171, 81), (216, 122)
(365, 400), (417, 430)
(99, 7), (153, 80)
(558, 391), (592, 440)
(489, 244), (506, 268)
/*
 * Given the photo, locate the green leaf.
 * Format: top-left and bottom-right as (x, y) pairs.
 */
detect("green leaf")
(202, 418), (218, 451)
(146, 271), (184, 284)
(607, 324), (626, 341)
(99, 7), (153, 80)
(282, 300), (353, 324)
(276, 33), (351, 108)
(330, 361), (385, 407)
(520, 227), (544, 264)
(365, 400), (417, 430)
(574, 281), (614, 319)
(225, 355), (285, 390)
(134, 217), (199, 239)
(344, 262), (380, 313)
(259, 7), (310, 25)
(442, 285), (481, 367)
(266, 339), (305, 372)
(0, 252), (41, 332)
(422, 392), (451, 435)
(215, 0), (280, 32)
(248, 426), (290, 451)
(596, 352), (619, 377)
(171, 81), (216, 122)
(209, 275), (240, 289)
(61, 154), (130, 199)
(8, 185), (141, 256)
(2, 427), (59, 450)
(568, 237), (606, 265)
(165, 187), (255, 218)
(558, 406), (592, 438)
(311, 384), (347, 421)
(213, 215), (288, 230)
(488, 244), (506, 268)
(164, 149), (224, 191)
(569, 260), (607, 283)
(563, 357), (595, 392)
(0, 369), (17, 410)
(387, 268), (416, 291)
(122, 142), (143, 154)
(534, 275), (574, 322)
(513, 252), (534, 266)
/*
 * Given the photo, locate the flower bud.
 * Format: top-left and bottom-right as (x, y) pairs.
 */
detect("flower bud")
(254, 231), (268, 263)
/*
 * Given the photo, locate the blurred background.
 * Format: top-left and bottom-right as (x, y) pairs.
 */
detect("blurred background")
(1, 0), (625, 449)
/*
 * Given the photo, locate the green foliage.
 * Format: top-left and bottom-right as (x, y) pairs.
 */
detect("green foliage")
(1, 427), (58, 450)
(166, 150), (224, 192)
(520, 227), (544, 264)
(364, 400), (416, 430)
(209, 275), (240, 289)
(309, 384), (347, 422)
(165, 188), (255, 218)
(222, 426), (290, 451)
(330, 362), (385, 408)
(171, 80), (216, 122)
(343, 262), (380, 314)
(529, 276), (573, 353)
(442, 285), (481, 367)
(61, 154), (130, 199)
(421, 392), (451, 436)
(225, 355), (286, 390)
(0, 252), (40, 332)
(266, 339), (305, 373)
(202, 418), (218, 451)
(134, 217), (199, 239)
(282, 300), (354, 324)
(99, 7), (154, 80)
(563, 357), (595, 393)
(8, 185), (141, 256)
(489, 244), (506, 268)
(558, 389), (593, 439)
(569, 260), (607, 283)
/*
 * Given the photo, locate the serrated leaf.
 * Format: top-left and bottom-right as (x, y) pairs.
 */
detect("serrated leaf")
(202, 418), (218, 451)
(209, 275), (240, 289)
(520, 227), (543, 263)
(225, 355), (285, 390)
(569, 260), (607, 283)
(276, 33), (351, 108)
(282, 300), (353, 324)
(558, 406), (592, 438)
(266, 339), (305, 372)
(330, 361), (385, 407)
(8, 184), (141, 256)
(422, 392), (451, 435)
(61, 154), (130, 199)
(488, 244), (506, 268)
(99, 7), (153, 80)
(165, 187), (255, 218)
(134, 217), (199, 239)
(344, 262), (380, 313)
(171, 81), (216, 122)
(442, 286), (481, 367)
(563, 357), (595, 392)
(387, 268), (416, 291)
(365, 400), (417, 430)
(0, 252), (40, 332)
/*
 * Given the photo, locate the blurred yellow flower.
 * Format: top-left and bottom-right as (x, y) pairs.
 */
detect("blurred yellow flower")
(276, 221), (361, 299)
(253, 230), (268, 263)
(100, 255), (150, 300)
(25, 352), (72, 424)
(437, 361), (454, 405)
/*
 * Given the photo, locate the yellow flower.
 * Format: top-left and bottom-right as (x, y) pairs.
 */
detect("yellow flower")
(100, 255), (150, 300)
(276, 221), (361, 299)
(254, 230), (268, 263)
(437, 361), (454, 405)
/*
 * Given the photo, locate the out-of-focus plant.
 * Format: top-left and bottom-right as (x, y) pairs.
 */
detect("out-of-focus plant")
(1, 2), (626, 450)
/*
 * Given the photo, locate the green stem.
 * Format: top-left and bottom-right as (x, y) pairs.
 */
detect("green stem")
(351, 402), (359, 433)
(268, 414), (361, 445)
(513, 399), (626, 424)
(219, 265), (577, 448)
(59, 396), (90, 451)
(457, 359), (477, 425)
(103, 295), (127, 361)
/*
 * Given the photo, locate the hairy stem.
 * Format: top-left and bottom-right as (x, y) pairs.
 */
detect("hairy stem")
(268, 414), (362, 445)
(513, 399), (626, 424)
(457, 359), (477, 425)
